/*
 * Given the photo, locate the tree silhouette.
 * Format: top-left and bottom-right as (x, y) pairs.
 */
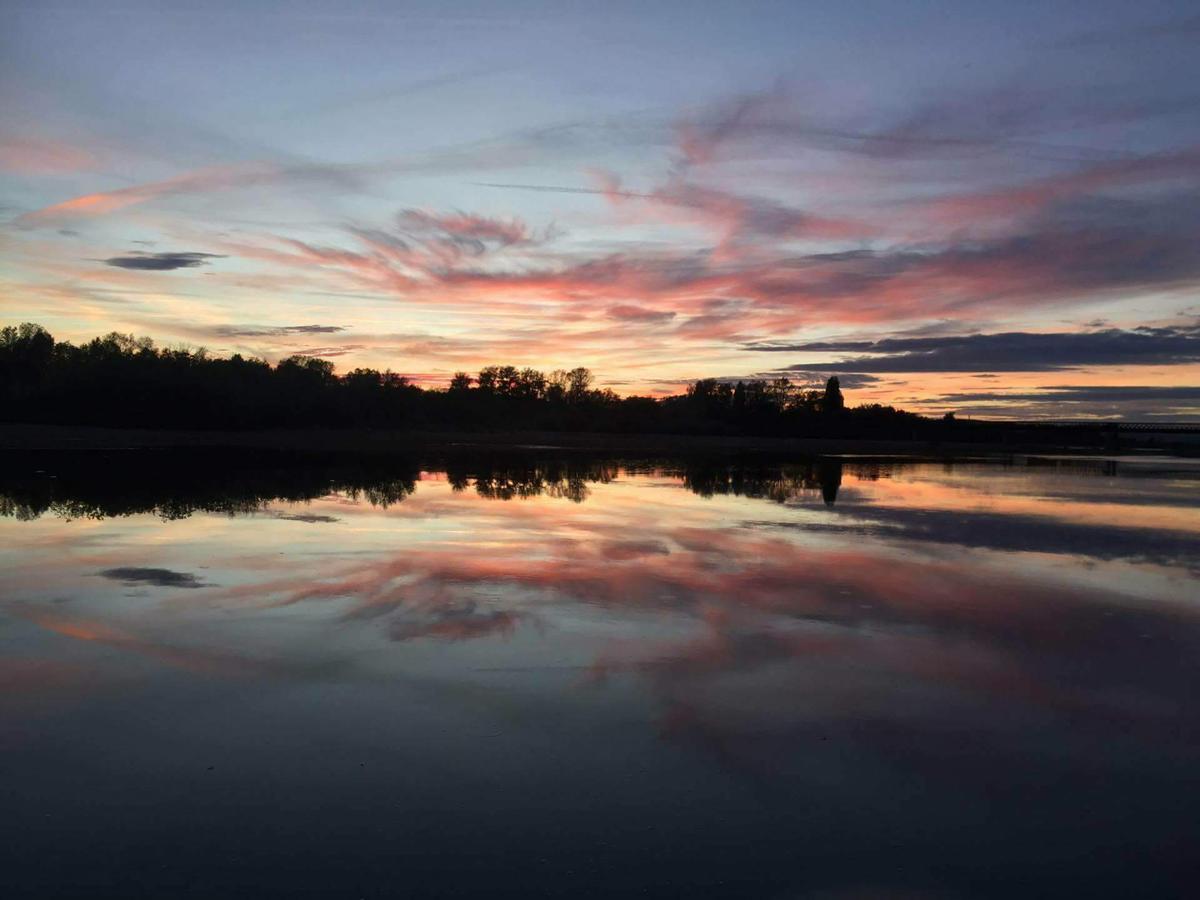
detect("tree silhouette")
(823, 376), (844, 413)
(2, 321), (1001, 441)
(566, 367), (593, 403)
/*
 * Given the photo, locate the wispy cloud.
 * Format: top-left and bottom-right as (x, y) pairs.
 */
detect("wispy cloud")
(606, 304), (676, 324)
(15, 161), (367, 228)
(919, 147), (1200, 225)
(214, 324), (345, 337)
(671, 83), (1195, 168)
(0, 137), (99, 175)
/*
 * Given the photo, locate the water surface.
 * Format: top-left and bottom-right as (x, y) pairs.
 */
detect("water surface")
(2, 453), (1198, 898)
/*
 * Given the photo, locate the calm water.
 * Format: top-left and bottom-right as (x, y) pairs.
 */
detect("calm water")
(2, 452), (1198, 898)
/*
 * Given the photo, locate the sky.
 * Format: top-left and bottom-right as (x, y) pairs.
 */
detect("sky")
(2, 0), (1199, 419)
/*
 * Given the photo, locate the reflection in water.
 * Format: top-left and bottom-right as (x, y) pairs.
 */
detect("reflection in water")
(680, 457), (843, 506)
(0, 451), (853, 518)
(1, 450), (1198, 898)
(0, 451), (423, 520)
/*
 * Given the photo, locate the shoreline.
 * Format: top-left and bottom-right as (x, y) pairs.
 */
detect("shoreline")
(0, 421), (1185, 458)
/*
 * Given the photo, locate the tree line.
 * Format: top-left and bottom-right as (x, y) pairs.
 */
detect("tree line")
(1, 322), (931, 436)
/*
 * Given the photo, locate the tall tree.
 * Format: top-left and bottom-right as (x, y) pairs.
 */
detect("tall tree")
(823, 376), (844, 413)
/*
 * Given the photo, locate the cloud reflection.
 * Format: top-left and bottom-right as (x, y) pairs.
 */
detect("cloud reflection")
(3, 454), (1197, 778)
(97, 566), (209, 588)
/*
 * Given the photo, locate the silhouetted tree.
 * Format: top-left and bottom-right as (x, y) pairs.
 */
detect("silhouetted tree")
(5, 321), (1019, 440)
(546, 369), (570, 403)
(516, 367), (547, 400)
(566, 367), (593, 403)
(823, 376), (844, 413)
(0, 323), (54, 397)
(476, 366), (498, 393)
(768, 377), (794, 410)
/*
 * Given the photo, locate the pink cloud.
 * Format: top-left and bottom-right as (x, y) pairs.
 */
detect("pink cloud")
(15, 161), (363, 228)
(921, 146), (1200, 225)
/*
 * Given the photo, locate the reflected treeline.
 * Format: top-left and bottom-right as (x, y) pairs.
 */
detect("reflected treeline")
(0, 449), (1178, 521)
(680, 459), (844, 506)
(0, 450), (861, 520)
(450, 457), (850, 505)
(449, 458), (620, 503)
(0, 450), (420, 521)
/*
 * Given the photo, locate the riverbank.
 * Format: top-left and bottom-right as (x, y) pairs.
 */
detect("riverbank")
(0, 421), (1182, 457)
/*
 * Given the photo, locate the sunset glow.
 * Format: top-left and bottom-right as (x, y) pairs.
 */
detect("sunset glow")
(3, 1), (1199, 417)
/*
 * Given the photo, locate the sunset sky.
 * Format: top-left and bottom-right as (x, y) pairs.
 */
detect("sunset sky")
(3, 0), (1199, 418)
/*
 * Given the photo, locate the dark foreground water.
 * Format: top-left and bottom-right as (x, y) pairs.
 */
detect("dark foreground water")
(2, 451), (1198, 899)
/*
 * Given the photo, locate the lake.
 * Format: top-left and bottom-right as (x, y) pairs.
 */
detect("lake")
(2, 451), (1198, 898)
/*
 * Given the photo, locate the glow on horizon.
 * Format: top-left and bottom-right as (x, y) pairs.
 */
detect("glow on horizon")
(2, 1), (1199, 418)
